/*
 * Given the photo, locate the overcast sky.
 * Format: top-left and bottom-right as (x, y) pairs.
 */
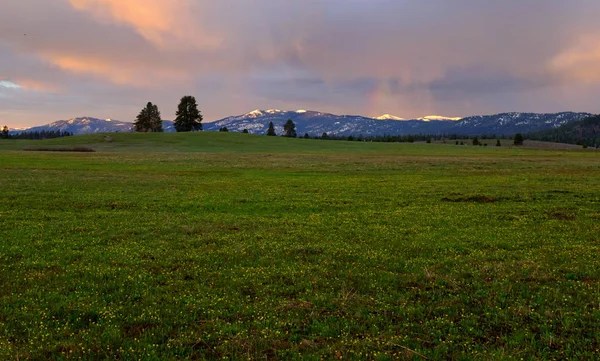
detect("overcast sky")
(2, 0), (600, 127)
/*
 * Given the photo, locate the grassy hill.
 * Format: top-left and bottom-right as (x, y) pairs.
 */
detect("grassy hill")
(0, 131), (592, 155)
(1, 133), (599, 360)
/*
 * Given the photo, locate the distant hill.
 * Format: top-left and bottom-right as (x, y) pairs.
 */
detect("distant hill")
(11, 110), (592, 137)
(24, 117), (133, 135)
(205, 110), (591, 136)
(527, 114), (600, 147)
(17, 117), (176, 135)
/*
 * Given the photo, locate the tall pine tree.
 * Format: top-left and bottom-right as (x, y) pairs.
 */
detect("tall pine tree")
(174, 96), (202, 132)
(266, 121), (276, 136)
(134, 102), (162, 132)
(1, 125), (9, 139)
(283, 119), (297, 138)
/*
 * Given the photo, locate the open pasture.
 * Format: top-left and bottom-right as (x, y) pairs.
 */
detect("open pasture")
(1, 133), (599, 360)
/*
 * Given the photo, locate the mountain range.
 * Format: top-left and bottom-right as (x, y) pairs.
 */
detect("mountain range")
(10, 110), (593, 137)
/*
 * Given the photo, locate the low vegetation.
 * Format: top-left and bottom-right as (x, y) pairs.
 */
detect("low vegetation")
(23, 146), (96, 152)
(1, 132), (599, 360)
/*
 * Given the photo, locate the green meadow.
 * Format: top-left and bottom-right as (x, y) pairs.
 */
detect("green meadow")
(1, 133), (599, 360)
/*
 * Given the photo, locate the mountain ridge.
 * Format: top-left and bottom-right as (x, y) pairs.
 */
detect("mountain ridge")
(10, 110), (594, 136)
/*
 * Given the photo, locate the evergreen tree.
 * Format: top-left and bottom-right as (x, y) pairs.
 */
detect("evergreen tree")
(266, 121), (276, 136)
(283, 119), (297, 138)
(174, 96), (202, 132)
(514, 133), (524, 146)
(149, 103), (163, 132)
(472, 137), (480, 146)
(1, 125), (8, 139)
(219, 127), (229, 132)
(303, 133), (310, 139)
(321, 132), (329, 140)
(134, 102), (162, 132)
(496, 139), (502, 147)
(242, 129), (249, 134)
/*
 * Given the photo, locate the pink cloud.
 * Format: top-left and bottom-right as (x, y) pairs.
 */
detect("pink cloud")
(67, 0), (223, 50)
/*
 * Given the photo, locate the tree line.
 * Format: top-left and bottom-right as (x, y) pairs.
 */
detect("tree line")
(0, 126), (73, 140)
(525, 114), (600, 148)
(261, 120), (527, 146)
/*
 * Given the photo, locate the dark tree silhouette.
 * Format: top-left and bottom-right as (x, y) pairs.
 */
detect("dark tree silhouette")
(134, 102), (162, 132)
(514, 133), (524, 146)
(266, 121), (276, 136)
(174, 96), (202, 132)
(283, 119), (297, 138)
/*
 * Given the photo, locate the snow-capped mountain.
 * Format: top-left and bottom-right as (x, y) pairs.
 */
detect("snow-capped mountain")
(18, 117), (176, 134)
(418, 115), (463, 121)
(24, 117), (134, 134)
(204, 110), (591, 136)
(13, 111), (593, 137)
(374, 114), (462, 121)
(376, 114), (406, 121)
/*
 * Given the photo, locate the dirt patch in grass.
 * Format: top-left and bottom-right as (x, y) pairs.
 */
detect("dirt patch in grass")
(546, 209), (577, 220)
(122, 321), (158, 338)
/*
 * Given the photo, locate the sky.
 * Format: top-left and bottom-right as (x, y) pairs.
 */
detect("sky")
(1, 0), (600, 128)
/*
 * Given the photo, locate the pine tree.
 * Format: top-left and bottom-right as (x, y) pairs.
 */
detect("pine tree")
(1, 125), (8, 139)
(266, 121), (276, 136)
(174, 96), (202, 132)
(283, 119), (297, 138)
(514, 133), (524, 146)
(134, 102), (162, 132)
(303, 133), (310, 139)
(242, 129), (249, 134)
(472, 137), (480, 146)
(149, 103), (163, 132)
(496, 139), (502, 147)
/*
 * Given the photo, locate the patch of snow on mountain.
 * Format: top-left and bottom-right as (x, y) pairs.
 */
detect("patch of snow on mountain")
(375, 114), (405, 120)
(245, 109), (264, 117)
(418, 115), (462, 121)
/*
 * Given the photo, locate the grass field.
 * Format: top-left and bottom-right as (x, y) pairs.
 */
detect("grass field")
(1, 133), (599, 360)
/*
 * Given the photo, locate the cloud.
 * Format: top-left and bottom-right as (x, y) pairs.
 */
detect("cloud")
(1, 0), (600, 127)
(550, 35), (600, 83)
(39, 52), (189, 86)
(67, 0), (222, 50)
